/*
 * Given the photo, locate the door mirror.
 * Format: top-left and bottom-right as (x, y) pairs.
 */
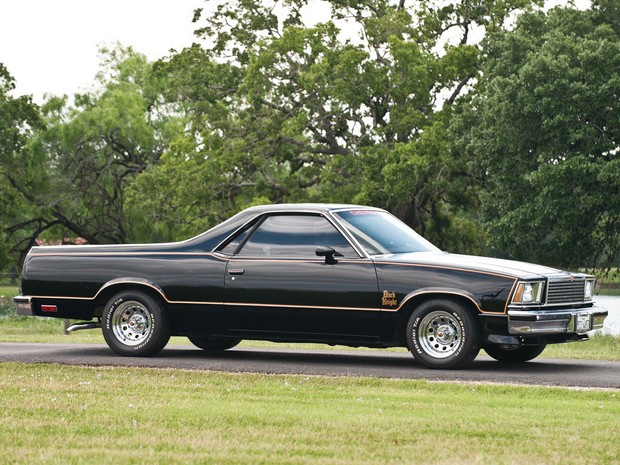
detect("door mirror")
(315, 246), (341, 264)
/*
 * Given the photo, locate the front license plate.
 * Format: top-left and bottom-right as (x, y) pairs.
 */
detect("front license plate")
(576, 314), (592, 334)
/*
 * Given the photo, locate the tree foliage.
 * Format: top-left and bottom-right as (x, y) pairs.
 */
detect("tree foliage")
(0, 47), (185, 267)
(131, 0), (538, 250)
(453, 2), (620, 268)
(2, 0), (619, 274)
(0, 64), (43, 272)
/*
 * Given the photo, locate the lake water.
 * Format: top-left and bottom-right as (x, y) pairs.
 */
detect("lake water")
(594, 295), (620, 335)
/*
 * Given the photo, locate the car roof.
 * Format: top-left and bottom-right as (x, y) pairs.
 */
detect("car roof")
(180, 203), (386, 252)
(243, 203), (385, 214)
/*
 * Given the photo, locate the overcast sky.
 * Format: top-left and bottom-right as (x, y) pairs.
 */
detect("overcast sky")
(0, 0), (204, 102)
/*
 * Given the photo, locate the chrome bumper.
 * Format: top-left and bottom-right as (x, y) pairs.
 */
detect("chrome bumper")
(507, 306), (607, 335)
(14, 296), (33, 316)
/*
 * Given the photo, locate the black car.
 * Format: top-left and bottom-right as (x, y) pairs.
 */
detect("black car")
(15, 204), (607, 369)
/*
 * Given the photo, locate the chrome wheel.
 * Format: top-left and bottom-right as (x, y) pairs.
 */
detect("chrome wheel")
(103, 290), (171, 356)
(418, 310), (462, 359)
(111, 300), (153, 346)
(406, 299), (481, 369)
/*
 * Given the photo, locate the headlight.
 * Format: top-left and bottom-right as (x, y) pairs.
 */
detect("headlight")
(584, 279), (594, 300)
(512, 281), (544, 304)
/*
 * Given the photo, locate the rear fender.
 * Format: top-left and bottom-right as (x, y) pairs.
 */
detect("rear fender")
(95, 278), (168, 304)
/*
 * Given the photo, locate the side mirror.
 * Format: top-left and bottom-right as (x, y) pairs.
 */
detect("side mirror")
(315, 246), (341, 265)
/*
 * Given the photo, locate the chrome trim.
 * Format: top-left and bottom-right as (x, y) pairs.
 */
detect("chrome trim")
(326, 210), (372, 259)
(96, 277), (167, 301)
(486, 334), (520, 345)
(515, 301), (596, 308)
(14, 296), (33, 316)
(510, 280), (545, 305)
(211, 216), (263, 254)
(394, 288), (483, 313)
(510, 276), (598, 308)
(329, 208), (441, 258)
(66, 321), (102, 332)
(507, 306), (608, 335)
(19, 293), (379, 312)
(583, 278), (595, 301)
(544, 277), (588, 306)
(213, 208), (371, 260)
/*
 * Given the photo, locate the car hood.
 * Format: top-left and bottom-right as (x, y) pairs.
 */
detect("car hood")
(373, 251), (578, 279)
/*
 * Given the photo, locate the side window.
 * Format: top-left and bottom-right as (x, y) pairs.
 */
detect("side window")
(236, 214), (358, 259)
(219, 228), (252, 255)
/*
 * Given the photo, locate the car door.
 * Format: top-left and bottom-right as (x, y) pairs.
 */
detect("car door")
(222, 213), (381, 339)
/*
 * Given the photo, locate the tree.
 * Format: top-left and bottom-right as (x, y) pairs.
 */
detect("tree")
(133, 0), (537, 250)
(0, 63), (43, 275)
(453, 3), (620, 268)
(0, 47), (185, 265)
(125, 44), (249, 241)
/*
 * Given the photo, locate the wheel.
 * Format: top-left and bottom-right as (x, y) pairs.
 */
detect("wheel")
(188, 335), (241, 351)
(406, 299), (481, 369)
(484, 344), (546, 362)
(102, 290), (171, 356)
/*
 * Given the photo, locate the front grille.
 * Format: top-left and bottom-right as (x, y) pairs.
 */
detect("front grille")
(546, 279), (586, 305)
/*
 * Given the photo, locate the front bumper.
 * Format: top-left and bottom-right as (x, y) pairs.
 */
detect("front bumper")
(507, 305), (608, 335)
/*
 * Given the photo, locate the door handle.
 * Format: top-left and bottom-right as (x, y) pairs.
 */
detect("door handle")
(228, 269), (245, 276)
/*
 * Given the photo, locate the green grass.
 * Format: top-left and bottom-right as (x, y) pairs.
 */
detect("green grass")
(0, 316), (105, 343)
(1, 283), (619, 464)
(0, 285), (18, 295)
(540, 334), (620, 360)
(0, 363), (618, 465)
(593, 268), (620, 294)
(595, 268), (620, 286)
(0, 286), (19, 316)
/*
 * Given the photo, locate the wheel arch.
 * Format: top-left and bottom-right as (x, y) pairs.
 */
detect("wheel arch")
(394, 289), (482, 344)
(93, 278), (168, 316)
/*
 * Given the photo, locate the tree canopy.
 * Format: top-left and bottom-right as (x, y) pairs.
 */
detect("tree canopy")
(1, 0), (618, 275)
(0, 47), (185, 270)
(453, 2), (620, 268)
(130, 0), (539, 250)
(0, 64), (43, 271)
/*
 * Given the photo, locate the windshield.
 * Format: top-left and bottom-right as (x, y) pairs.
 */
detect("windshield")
(334, 210), (440, 255)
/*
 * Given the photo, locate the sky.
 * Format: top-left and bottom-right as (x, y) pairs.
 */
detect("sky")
(0, 0), (204, 103)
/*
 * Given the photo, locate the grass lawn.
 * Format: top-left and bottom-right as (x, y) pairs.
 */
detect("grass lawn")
(594, 268), (620, 287)
(1, 363), (618, 465)
(2, 286), (619, 465)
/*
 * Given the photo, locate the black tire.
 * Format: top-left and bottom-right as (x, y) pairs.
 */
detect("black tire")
(188, 336), (242, 351)
(102, 290), (171, 356)
(484, 344), (546, 363)
(406, 299), (481, 369)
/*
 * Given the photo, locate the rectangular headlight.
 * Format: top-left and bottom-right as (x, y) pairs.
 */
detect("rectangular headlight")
(512, 281), (545, 305)
(584, 279), (595, 300)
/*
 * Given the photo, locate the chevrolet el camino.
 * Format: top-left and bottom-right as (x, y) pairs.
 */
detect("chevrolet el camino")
(15, 204), (608, 369)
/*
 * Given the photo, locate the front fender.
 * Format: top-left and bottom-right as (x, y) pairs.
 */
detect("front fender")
(395, 287), (483, 313)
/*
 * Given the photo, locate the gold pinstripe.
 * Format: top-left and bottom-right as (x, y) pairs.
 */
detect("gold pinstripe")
(27, 256), (517, 314)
